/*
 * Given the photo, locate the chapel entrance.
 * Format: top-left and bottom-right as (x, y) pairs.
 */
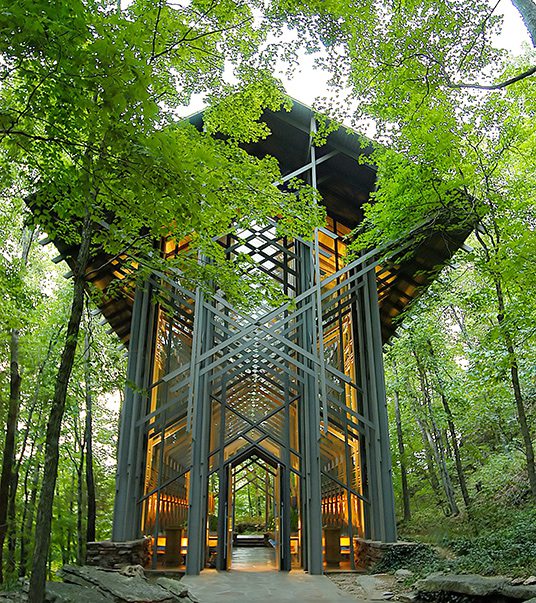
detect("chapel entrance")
(220, 453), (278, 571)
(207, 448), (300, 571)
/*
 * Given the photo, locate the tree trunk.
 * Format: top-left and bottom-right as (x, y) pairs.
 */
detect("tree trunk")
(28, 214), (93, 603)
(19, 445), (42, 578)
(512, 0), (536, 46)
(392, 361), (411, 522)
(425, 340), (471, 510)
(76, 446), (85, 565)
(413, 349), (460, 516)
(413, 411), (442, 501)
(0, 228), (33, 582)
(84, 330), (96, 544)
(494, 277), (536, 500)
(0, 329), (22, 583)
(439, 392), (471, 509)
(6, 470), (18, 578)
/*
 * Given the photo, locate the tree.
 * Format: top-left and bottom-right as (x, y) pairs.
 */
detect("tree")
(0, 1), (326, 598)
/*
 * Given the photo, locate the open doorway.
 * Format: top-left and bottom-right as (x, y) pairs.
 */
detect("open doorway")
(229, 456), (278, 571)
(207, 452), (283, 571)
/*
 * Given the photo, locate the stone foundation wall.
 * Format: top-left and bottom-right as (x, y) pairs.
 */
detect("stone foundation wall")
(86, 538), (152, 569)
(354, 538), (422, 570)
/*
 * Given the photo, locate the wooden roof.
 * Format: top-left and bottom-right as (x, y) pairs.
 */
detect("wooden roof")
(40, 99), (470, 345)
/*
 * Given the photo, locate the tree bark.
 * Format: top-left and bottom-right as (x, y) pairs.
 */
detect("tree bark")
(392, 361), (411, 522)
(19, 444), (42, 578)
(84, 330), (96, 544)
(76, 437), (85, 565)
(0, 229), (33, 582)
(512, 0), (536, 46)
(413, 349), (460, 516)
(0, 329), (22, 583)
(413, 410), (442, 500)
(28, 214), (93, 603)
(426, 340), (471, 510)
(439, 392), (471, 509)
(494, 277), (536, 500)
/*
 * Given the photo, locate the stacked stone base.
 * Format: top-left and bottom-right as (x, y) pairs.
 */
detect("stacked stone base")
(354, 538), (422, 570)
(86, 538), (152, 569)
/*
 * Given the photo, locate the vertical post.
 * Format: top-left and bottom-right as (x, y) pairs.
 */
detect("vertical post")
(280, 292), (293, 571)
(186, 291), (212, 574)
(216, 329), (229, 571)
(353, 277), (378, 540)
(365, 268), (397, 542)
(113, 284), (152, 541)
(298, 239), (324, 575)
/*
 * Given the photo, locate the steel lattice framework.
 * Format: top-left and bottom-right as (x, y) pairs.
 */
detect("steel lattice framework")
(112, 112), (400, 575)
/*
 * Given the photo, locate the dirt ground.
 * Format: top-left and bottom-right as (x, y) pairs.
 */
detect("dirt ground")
(327, 572), (412, 601)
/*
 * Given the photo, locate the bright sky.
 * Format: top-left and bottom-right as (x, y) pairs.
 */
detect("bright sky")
(183, 0), (532, 117)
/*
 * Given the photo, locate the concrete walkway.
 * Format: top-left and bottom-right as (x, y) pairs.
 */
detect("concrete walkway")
(182, 570), (366, 603)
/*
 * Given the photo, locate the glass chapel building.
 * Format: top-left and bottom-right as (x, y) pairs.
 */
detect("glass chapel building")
(73, 101), (467, 575)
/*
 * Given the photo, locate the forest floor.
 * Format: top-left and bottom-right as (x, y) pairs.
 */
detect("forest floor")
(328, 572), (407, 601)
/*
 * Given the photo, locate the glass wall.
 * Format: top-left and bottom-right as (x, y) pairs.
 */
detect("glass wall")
(319, 217), (366, 570)
(135, 216), (369, 571)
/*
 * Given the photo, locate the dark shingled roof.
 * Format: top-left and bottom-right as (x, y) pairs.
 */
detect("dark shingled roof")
(40, 99), (470, 345)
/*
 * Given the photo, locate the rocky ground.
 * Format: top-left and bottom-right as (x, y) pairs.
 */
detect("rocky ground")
(0, 565), (196, 603)
(2, 566), (536, 602)
(328, 572), (536, 602)
(328, 570), (415, 601)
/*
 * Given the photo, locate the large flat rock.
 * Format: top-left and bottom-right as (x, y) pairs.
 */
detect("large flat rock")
(61, 565), (179, 603)
(45, 582), (113, 603)
(155, 578), (190, 599)
(416, 573), (536, 600)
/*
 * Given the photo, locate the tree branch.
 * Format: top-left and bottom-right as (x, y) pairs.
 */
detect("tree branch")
(448, 65), (536, 90)
(150, 0), (164, 62)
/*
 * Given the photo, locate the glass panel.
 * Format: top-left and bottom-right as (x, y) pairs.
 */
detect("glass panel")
(289, 471), (302, 569)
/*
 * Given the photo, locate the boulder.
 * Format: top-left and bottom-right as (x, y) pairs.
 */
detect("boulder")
(416, 573), (536, 601)
(0, 594), (26, 603)
(45, 582), (112, 603)
(119, 565), (146, 578)
(416, 573), (509, 597)
(156, 578), (189, 598)
(60, 565), (179, 603)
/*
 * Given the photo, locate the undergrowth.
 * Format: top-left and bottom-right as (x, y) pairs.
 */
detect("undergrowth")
(382, 505), (536, 579)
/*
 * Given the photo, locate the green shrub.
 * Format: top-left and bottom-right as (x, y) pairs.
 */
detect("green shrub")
(372, 543), (444, 576)
(234, 517), (266, 534)
(446, 507), (536, 576)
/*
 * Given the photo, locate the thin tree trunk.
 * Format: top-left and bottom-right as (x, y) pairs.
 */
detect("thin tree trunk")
(18, 458), (35, 578)
(84, 329), (96, 545)
(28, 214), (93, 603)
(413, 349), (460, 516)
(0, 229), (33, 582)
(6, 472), (17, 577)
(0, 329), (22, 583)
(494, 277), (536, 500)
(19, 446), (42, 578)
(413, 411), (442, 500)
(425, 340), (471, 509)
(439, 392), (471, 509)
(76, 443), (85, 565)
(392, 367), (411, 522)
